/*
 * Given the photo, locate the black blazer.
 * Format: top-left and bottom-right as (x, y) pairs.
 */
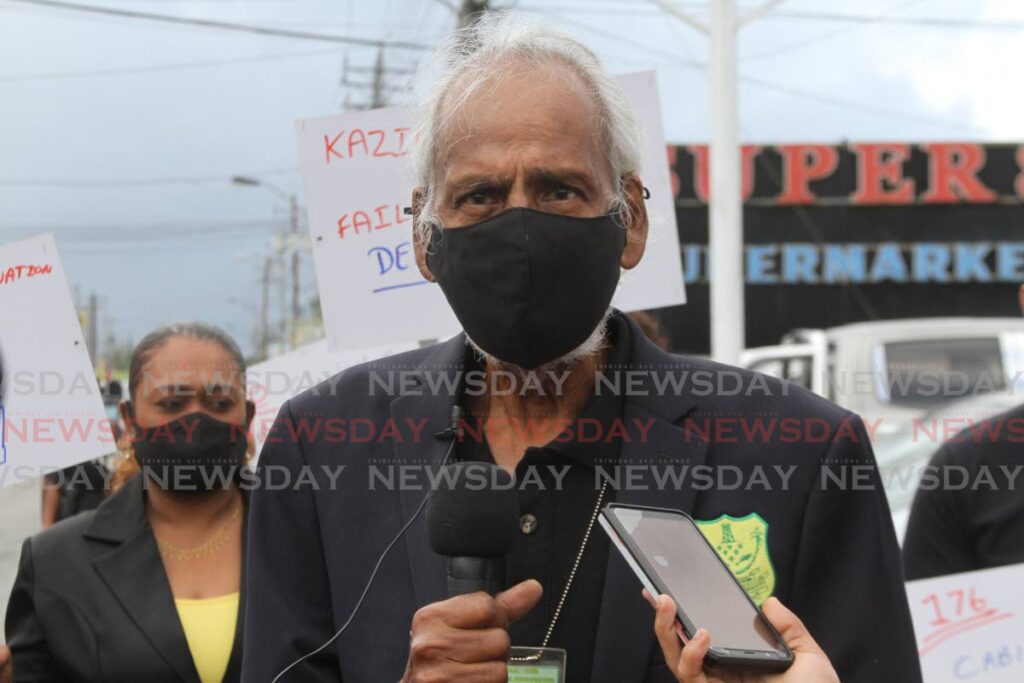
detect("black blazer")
(5, 474), (246, 682)
(241, 311), (923, 683)
(903, 401), (1024, 580)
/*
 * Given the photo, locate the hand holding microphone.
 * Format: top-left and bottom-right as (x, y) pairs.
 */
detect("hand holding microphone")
(402, 579), (542, 683)
(402, 462), (540, 683)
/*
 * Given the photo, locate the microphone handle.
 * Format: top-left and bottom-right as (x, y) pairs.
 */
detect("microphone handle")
(446, 557), (504, 596)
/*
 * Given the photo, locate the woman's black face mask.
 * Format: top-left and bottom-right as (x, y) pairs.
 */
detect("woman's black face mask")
(131, 409), (249, 494)
(426, 207), (626, 369)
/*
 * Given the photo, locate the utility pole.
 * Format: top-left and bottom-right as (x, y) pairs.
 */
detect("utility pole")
(102, 315), (115, 377)
(289, 193), (301, 347)
(260, 255), (271, 360)
(233, 175), (305, 353)
(649, 0), (783, 364)
(87, 292), (98, 365)
(708, 0), (743, 367)
(275, 233), (287, 353)
(338, 46), (414, 112)
(371, 46), (385, 109)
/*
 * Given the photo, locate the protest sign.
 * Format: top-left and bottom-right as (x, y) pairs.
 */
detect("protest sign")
(0, 234), (111, 486)
(907, 562), (1024, 682)
(296, 71), (684, 351)
(246, 338), (418, 454)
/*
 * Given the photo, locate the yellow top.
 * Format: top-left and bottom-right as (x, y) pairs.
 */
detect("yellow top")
(174, 592), (239, 683)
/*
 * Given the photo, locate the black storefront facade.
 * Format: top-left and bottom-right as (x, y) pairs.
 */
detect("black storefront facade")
(655, 142), (1024, 355)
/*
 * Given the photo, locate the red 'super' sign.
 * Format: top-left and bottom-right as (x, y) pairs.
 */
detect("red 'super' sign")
(678, 142), (1022, 205)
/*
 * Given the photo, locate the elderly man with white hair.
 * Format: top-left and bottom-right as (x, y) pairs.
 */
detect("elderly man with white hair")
(243, 14), (921, 683)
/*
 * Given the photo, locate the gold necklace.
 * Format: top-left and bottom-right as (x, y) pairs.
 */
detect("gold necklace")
(156, 501), (241, 562)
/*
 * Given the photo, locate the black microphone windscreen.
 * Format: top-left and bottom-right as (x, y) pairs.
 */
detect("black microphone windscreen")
(426, 462), (520, 558)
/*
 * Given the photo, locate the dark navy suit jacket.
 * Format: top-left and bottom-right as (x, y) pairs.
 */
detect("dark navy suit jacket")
(242, 314), (922, 683)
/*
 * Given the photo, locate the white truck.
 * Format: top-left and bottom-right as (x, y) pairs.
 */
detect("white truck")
(740, 317), (1024, 536)
(740, 317), (1024, 438)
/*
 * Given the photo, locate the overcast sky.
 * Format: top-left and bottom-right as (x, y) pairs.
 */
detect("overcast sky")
(1, 0), (1022, 355)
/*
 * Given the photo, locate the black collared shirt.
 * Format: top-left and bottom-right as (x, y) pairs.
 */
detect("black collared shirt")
(457, 314), (631, 683)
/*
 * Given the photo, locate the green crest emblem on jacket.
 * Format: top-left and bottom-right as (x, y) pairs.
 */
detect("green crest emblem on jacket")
(696, 513), (776, 605)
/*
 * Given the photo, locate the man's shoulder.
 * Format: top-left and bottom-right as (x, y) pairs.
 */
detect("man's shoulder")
(932, 399), (1024, 466)
(662, 353), (852, 423)
(284, 342), (447, 415)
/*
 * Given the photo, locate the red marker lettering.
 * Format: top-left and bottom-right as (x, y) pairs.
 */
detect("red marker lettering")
(324, 128), (410, 163)
(370, 130), (387, 157)
(348, 128), (369, 158)
(0, 263), (53, 286)
(337, 204), (409, 239)
(325, 132), (346, 163)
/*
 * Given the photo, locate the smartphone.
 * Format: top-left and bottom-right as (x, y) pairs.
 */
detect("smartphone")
(599, 503), (794, 672)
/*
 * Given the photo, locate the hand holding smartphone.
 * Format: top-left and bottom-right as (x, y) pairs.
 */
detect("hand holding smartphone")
(599, 504), (794, 673)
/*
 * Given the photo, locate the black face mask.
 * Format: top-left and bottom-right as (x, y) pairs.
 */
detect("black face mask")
(426, 207), (626, 369)
(132, 411), (248, 494)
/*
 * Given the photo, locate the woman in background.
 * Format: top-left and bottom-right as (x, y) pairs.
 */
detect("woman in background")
(5, 323), (253, 682)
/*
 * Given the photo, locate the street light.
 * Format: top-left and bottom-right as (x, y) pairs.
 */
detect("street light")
(231, 175), (303, 353)
(232, 175), (290, 202)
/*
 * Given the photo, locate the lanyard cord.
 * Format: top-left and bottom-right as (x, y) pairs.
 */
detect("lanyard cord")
(539, 479), (610, 650)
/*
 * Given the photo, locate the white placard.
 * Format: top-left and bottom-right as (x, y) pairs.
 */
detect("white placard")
(296, 71), (684, 352)
(247, 338), (418, 454)
(907, 562), (1024, 682)
(0, 234), (111, 486)
(614, 71), (687, 311)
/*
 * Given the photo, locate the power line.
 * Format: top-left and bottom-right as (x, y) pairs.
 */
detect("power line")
(740, 0), (925, 61)
(0, 48), (341, 83)
(0, 168), (298, 188)
(737, 74), (982, 132)
(523, 3), (1024, 31)
(539, 11), (979, 132)
(523, 10), (703, 67)
(766, 8), (1024, 31)
(4, 0), (435, 49)
(518, 3), (682, 16)
(5, 218), (284, 236)
(5, 225), (290, 251)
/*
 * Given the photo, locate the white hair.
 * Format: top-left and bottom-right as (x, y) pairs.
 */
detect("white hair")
(410, 11), (642, 242)
(466, 307), (614, 374)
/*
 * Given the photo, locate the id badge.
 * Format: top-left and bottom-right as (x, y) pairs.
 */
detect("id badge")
(508, 646), (566, 683)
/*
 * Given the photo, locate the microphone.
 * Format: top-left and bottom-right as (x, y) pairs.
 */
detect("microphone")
(434, 405), (464, 441)
(426, 462), (519, 596)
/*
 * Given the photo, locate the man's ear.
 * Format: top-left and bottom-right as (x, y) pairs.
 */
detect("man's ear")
(620, 173), (649, 270)
(1018, 283), (1024, 317)
(411, 187), (436, 282)
(244, 400), (256, 429)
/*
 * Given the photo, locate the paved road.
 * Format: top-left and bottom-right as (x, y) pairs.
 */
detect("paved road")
(0, 480), (41, 640)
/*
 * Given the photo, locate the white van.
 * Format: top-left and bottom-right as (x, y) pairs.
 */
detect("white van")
(739, 317), (1024, 439)
(741, 318), (1024, 534)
